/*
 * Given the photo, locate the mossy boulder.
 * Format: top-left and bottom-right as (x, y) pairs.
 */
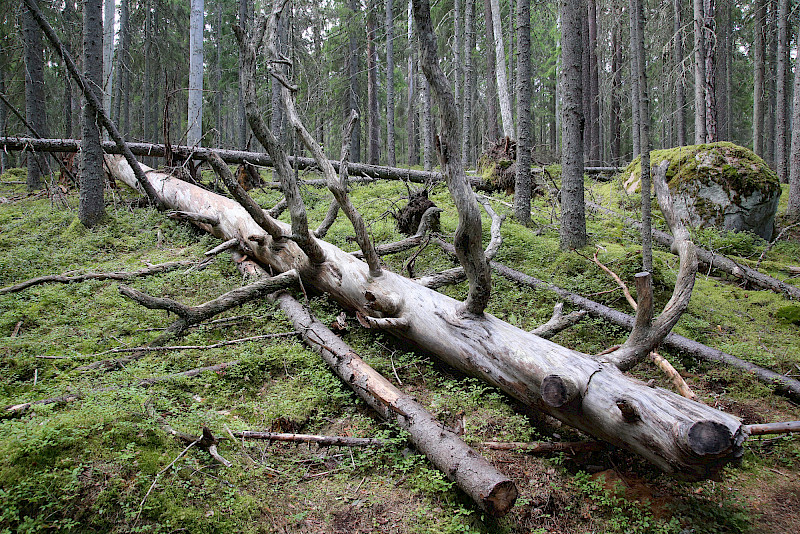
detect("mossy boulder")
(620, 142), (781, 240)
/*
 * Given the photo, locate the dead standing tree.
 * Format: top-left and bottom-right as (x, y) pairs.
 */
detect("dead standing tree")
(101, 0), (749, 484)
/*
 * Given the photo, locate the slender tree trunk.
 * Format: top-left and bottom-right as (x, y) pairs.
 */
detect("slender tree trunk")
(630, 15), (640, 158)
(631, 0), (652, 272)
(753, 0), (766, 155)
(610, 20), (621, 164)
(674, 0), (686, 146)
(22, 1), (48, 190)
(385, 0), (396, 166)
(367, 2), (380, 165)
(515, 0), (531, 225)
(454, 0), (462, 111)
(0, 42), (8, 173)
(347, 0), (362, 162)
(461, 0), (475, 165)
(80, 0), (106, 227)
(489, 0), (513, 138)
(581, 7), (591, 162)
(714, 1), (728, 141)
(559, 0), (587, 250)
(407, 0), (418, 166)
(693, 0), (706, 144)
(483, 0), (500, 142)
(187, 0), (204, 147)
(102, 0), (114, 137)
(587, 0), (600, 165)
(788, 29), (800, 217)
(703, 0), (716, 142)
(764, 0), (777, 167)
(238, 0), (249, 148)
(216, 0), (223, 146)
(774, 0), (789, 183)
(421, 72), (433, 171)
(113, 0), (131, 139)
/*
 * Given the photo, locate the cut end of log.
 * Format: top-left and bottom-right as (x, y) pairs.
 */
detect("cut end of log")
(541, 374), (580, 408)
(683, 421), (733, 457)
(482, 479), (518, 518)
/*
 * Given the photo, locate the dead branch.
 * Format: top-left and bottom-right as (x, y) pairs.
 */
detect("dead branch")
(478, 196), (505, 261)
(314, 108), (359, 239)
(592, 251), (638, 310)
(0, 260), (195, 295)
(599, 161), (698, 371)
(232, 431), (393, 448)
(650, 351), (698, 401)
(480, 440), (606, 454)
(416, 267), (468, 289)
(106, 331), (298, 355)
(531, 303), (588, 339)
(586, 201), (800, 301)
(167, 210), (219, 227)
(745, 421), (800, 435)
(205, 239), (239, 256)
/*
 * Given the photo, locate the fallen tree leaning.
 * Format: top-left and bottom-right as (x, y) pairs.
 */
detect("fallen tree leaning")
(105, 155), (746, 481)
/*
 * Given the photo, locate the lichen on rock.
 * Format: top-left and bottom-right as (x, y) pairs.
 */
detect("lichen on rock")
(619, 142), (781, 240)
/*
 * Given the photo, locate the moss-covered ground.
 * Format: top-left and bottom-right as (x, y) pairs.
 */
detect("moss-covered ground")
(0, 164), (798, 533)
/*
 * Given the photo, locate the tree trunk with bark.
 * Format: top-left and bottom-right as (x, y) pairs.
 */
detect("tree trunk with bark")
(753, 0), (766, 156)
(587, 0), (600, 165)
(483, 0), (500, 143)
(0, 42), (9, 173)
(80, 0), (106, 227)
(514, 0), (531, 225)
(238, 0), (250, 148)
(559, 0), (587, 250)
(673, 0), (686, 146)
(22, 1), (48, 190)
(774, 0), (789, 183)
(347, 0), (362, 162)
(103, 0), (114, 133)
(489, 0), (513, 139)
(610, 20), (621, 164)
(407, 0), (418, 166)
(385, 0), (396, 167)
(702, 0), (716, 142)
(462, 0), (475, 165)
(788, 33), (800, 218)
(367, 1), (380, 165)
(693, 0), (706, 144)
(188, 0), (204, 147)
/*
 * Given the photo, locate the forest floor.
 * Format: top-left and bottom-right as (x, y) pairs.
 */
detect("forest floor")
(1, 163), (799, 534)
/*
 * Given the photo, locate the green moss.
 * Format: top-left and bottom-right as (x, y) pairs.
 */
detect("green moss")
(776, 305), (800, 326)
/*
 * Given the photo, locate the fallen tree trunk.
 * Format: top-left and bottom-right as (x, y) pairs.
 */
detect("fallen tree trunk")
(271, 290), (516, 516)
(486, 257), (800, 401)
(587, 201), (800, 301)
(0, 137), (621, 185)
(106, 154), (747, 480)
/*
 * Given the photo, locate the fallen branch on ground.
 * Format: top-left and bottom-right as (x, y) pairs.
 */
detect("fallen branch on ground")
(480, 440), (606, 454)
(103, 331), (298, 354)
(650, 351), (698, 401)
(530, 303), (587, 339)
(232, 431), (393, 447)
(0, 260), (195, 295)
(745, 421), (800, 435)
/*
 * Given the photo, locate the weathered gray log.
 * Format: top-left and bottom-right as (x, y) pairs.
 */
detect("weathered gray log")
(106, 155), (747, 480)
(745, 421), (800, 435)
(587, 200), (800, 301)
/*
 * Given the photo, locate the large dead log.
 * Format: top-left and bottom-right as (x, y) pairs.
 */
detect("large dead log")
(106, 155), (746, 480)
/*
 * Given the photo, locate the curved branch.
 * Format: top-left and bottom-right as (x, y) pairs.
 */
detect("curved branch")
(597, 160), (698, 370)
(412, 0), (491, 315)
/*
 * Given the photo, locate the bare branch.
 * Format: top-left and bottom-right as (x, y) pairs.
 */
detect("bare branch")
(650, 351), (697, 401)
(599, 160), (698, 371)
(531, 303), (588, 339)
(592, 251), (638, 310)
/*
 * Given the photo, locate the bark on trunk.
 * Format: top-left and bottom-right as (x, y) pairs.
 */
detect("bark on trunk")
(587, 0), (600, 165)
(702, 0), (716, 142)
(187, 0), (204, 147)
(693, 0), (706, 144)
(489, 0), (513, 138)
(461, 0), (475, 165)
(774, 0), (789, 183)
(22, 1), (48, 190)
(514, 0), (531, 225)
(789, 38), (800, 218)
(559, 0), (587, 250)
(385, 0), (396, 167)
(753, 0), (766, 156)
(80, 0), (106, 227)
(407, 0), (418, 166)
(610, 20), (621, 165)
(105, 152), (746, 480)
(673, 0), (686, 146)
(483, 0), (500, 142)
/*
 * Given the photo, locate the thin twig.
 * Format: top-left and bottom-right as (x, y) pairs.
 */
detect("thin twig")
(136, 440), (198, 522)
